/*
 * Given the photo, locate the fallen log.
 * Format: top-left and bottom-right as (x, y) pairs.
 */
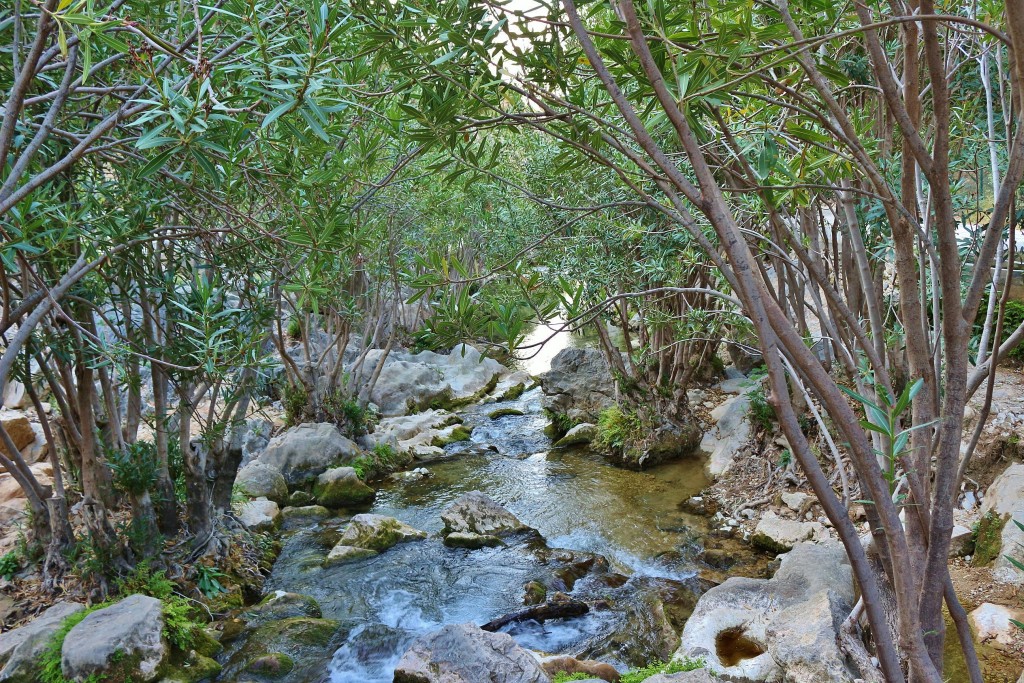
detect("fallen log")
(480, 599), (589, 632)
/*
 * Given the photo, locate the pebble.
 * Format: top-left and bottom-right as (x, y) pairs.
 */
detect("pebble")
(739, 508), (756, 519)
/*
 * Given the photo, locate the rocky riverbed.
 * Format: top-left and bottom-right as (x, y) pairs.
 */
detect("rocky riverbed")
(3, 339), (1024, 683)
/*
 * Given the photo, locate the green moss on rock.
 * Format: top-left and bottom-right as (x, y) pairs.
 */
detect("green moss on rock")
(750, 532), (791, 555)
(244, 652), (294, 678)
(161, 653), (222, 683)
(431, 425), (474, 447)
(488, 408), (525, 419)
(972, 511), (1009, 566)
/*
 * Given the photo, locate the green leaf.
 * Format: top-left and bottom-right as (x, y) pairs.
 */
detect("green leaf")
(262, 99), (297, 129)
(136, 146), (179, 179)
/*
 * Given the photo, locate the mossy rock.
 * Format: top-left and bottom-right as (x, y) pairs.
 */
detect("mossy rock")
(488, 408), (525, 419)
(220, 616), (344, 683)
(750, 532), (791, 555)
(191, 627), (224, 658)
(160, 653), (222, 683)
(312, 467), (375, 508)
(245, 652), (294, 678)
(282, 505), (332, 523)
(443, 532), (503, 549)
(287, 490), (316, 507)
(244, 592), (323, 626)
(338, 514), (427, 551)
(497, 382), (526, 401)
(431, 425), (474, 447)
(972, 511), (1010, 566)
(523, 580), (547, 606)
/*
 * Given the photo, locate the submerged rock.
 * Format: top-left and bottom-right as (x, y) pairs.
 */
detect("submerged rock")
(244, 592), (322, 627)
(61, 594), (166, 682)
(312, 466), (374, 508)
(676, 542), (860, 683)
(441, 491), (528, 537)
(970, 602), (1024, 645)
(219, 616), (343, 683)
(338, 513), (427, 551)
(393, 623), (548, 683)
(0, 601), (84, 683)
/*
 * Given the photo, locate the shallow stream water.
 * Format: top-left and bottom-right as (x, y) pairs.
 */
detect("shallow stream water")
(263, 326), (710, 682)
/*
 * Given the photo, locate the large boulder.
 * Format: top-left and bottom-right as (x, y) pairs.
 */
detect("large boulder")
(363, 344), (506, 417)
(235, 463), (288, 503)
(254, 422), (359, 485)
(0, 601), (84, 682)
(337, 513), (426, 551)
(750, 511), (828, 553)
(61, 594), (167, 682)
(676, 542), (860, 683)
(393, 623), (548, 683)
(699, 391), (753, 479)
(313, 466), (374, 508)
(979, 463), (1024, 582)
(441, 491), (528, 537)
(539, 348), (617, 425)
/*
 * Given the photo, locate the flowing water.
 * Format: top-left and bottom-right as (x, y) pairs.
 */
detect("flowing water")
(263, 326), (710, 682)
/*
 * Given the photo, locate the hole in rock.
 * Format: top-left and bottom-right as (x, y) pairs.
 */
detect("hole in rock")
(715, 626), (766, 666)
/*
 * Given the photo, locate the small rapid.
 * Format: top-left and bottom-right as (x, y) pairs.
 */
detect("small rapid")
(263, 327), (711, 682)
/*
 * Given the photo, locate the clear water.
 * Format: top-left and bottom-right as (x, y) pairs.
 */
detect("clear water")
(264, 384), (710, 682)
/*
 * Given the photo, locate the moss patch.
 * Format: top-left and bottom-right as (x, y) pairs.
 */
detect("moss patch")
(497, 382), (526, 401)
(245, 652), (294, 678)
(431, 425), (474, 447)
(972, 511), (1009, 566)
(488, 408), (525, 419)
(750, 532), (791, 555)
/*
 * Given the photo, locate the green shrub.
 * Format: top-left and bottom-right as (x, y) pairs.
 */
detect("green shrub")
(287, 317), (303, 339)
(40, 607), (96, 683)
(108, 441), (159, 496)
(620, 658), (705, 683)
(352, 442), (403, 480)
(283, 384), (310, 427)
(551, 673), (593, 683)
(594, 405), (644, 458)
(748, 387), (776, 431)
(975, 299), (1024, 361)
(115, 561), (201, 651)
(0, 551), (19, 580)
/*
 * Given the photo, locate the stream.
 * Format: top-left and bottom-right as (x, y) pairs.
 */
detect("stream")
(262, 325), (711, 682)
